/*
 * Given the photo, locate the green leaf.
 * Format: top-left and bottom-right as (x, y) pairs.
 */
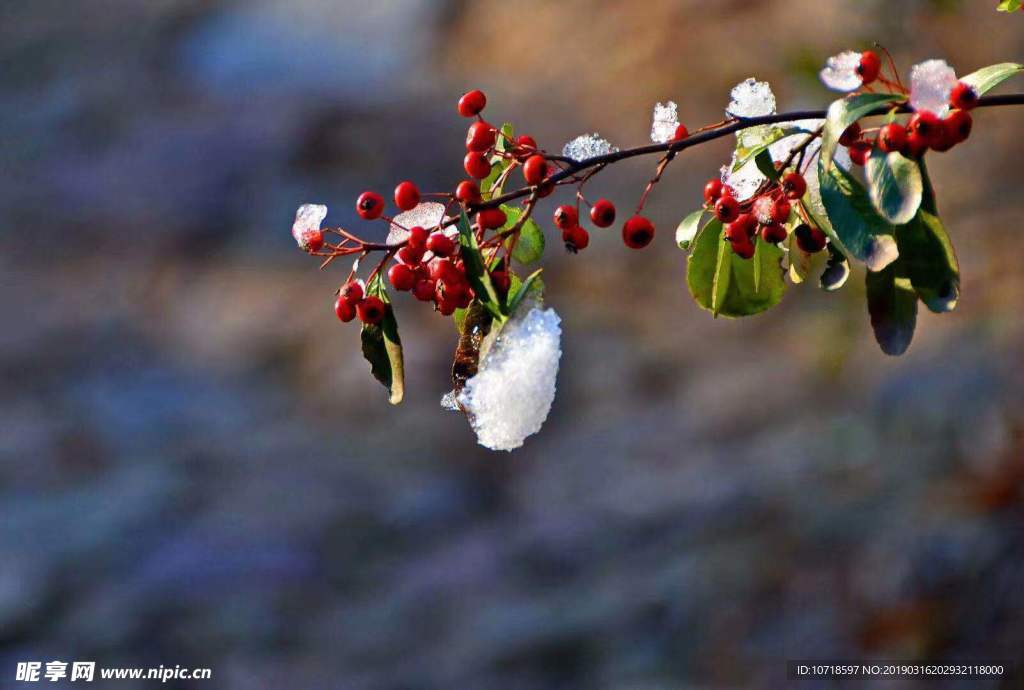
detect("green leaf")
(895, 162), (960, 313)
(675, 209), (705, 251)
(754, 150), (780, 182)
(479, 123), (515, 200)
(732, 125), (811, 171)
(687, 219), (787, 318)
(456, 211), (505, 320)
(821, 93), (905, 172)
(960, 62), (1024, 92)
(818, 157), (899, 271)
(820, 248), (850, 291)
(507, 268), (544, 314)
(997, 0), (1022, 12)
(866, 260), (918, 356)
(499, 205), (545, 264)
(360, 274), (404, 404)
(866, 148), (923, 225)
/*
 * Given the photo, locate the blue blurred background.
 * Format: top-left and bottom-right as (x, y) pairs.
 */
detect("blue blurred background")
(2, 1), (1024, 688)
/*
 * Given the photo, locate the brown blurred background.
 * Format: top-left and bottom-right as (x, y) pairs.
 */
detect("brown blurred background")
(2, 1), (1024, 688)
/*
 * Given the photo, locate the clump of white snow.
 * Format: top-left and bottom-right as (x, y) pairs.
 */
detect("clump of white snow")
(292, 203), (327, 248)
(458, 306), (562, 451)
(726, 78), (777, 118)
(649, 101), (679, 143)
(387, 202), (447, 245)
(909, 59), (957, 116)
(819, 50), (863, 92)
(562, 133), (618, 162)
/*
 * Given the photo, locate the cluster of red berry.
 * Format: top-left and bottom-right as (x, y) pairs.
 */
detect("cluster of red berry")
(703, 172), (827, 259)
(842, 51), (976, 164)
(324, 88), (679, 326)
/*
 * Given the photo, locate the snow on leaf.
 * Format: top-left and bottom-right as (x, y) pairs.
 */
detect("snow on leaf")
(819, 50), (863, 92)
(292, 203), (327, 248)
(562, 133), (618, 161)
(910, 59), (958, 116)
(726, 78), (777, 118)
(387, 202), (447, 245)
(458, 305), (562, 451)
(650, 101), (679, 143)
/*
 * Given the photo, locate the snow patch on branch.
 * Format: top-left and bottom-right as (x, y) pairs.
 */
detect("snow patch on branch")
(458, 306), (562, 451)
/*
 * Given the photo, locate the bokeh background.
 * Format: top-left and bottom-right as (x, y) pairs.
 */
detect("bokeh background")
(2, 1), (1024, 688)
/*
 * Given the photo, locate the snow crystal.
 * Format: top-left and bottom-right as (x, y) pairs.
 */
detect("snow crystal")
(458, 306), (562, 451)
(562, 133), (618, 161)
(292, 203), (327, 248)
(726, 78), (776, 118)
(650, 101), (679, 143)
(819, 50), (863, 92)
(910, 59), (957, 116)
(721, 156), (764, 202)
(387, 202), (447, 245)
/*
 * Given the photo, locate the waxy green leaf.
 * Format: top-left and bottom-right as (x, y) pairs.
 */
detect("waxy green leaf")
(499, 205), (545, 264)
(866, 148), (923, 225)
(675, 209), (705, 251)
(456, 211), (505, 320)
(687, 219), (787, 318)
(866, 259), (918, 356)
(960, 62), (1024, 93)
(821, 93), (905, 172)
(817, 157), (899, 271)
(360, 273), (404, 404)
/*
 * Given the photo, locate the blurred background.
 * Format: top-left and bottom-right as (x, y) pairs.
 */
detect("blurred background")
(2, 1), (1024, 688)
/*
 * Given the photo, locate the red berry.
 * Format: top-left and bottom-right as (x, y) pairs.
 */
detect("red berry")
(356, 191), (384, 220)
(522, 155), (549, 186)
(878, 123), (907, 153)
(426, 232), (456, 257)
(477, 207), (507, 230)
(457, 89), (487, 117)
(393, 181), (420, 211)
(334, 296), (356, 322)
(430, 258), (461, 283)
(622, 215), (655, 249)
(839, 122), (862, 147)
(945, 110), (973, 144)
(455, 180), (481, 204)
(703, 178), (724, 204)
(388, 263), (416, 291)
(908, 111), (943, 148)
(412, 278), (436, 302)
(397, 245), (424, 265)
(857, 50), (882, 84)
(725, 215), (754, 243)
(848, 140), (872, 166)
(673, 123), (689, 141)
(339, 281), (363, 304)
(407, 225), (429, 249)
(356, 296), (386, 324)
(714, 195), (740, 223)
(794, 224), (827, 253)
(949, 81), (978, 111)
(515, 134), (538, 154)
(759, 222), (788, 244)
(465, 121), (496, 152)
(464, 151), (491, 179)
(731, 238), (755, 260)
(563, 225), (589, 252)
(536, 180), (555, 198)
(301, 229), (324, 253)
(781, 172), (807, 200)
(771, 198), (791, 224)
(553, 205), (578, 230)
(902, 130), (929, 159)
(491, 270), (511, 295)
(590, 199), (616, 228)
